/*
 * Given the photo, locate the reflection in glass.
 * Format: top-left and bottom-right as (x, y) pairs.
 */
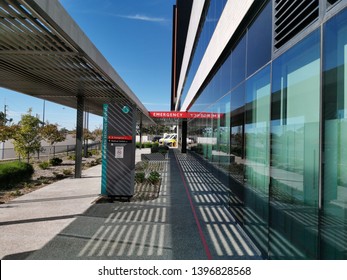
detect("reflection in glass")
(270, 30), (320, 259)
(230, 84), (245, 183)
(208, 95), (231, 171)
(322, 8), (347, 259)
(244, 66), (271, 255)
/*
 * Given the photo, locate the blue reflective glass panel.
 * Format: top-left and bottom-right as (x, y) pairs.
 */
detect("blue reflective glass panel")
(247, 2), (272, 77)
(231, 36), (246, 89)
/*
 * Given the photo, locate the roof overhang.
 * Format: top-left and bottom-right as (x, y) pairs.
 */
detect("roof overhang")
(0, 0), (155, 124)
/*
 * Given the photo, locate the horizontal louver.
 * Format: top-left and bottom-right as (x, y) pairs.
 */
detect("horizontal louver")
(274, 0), (319, 49)
(327, 0), (340, 6)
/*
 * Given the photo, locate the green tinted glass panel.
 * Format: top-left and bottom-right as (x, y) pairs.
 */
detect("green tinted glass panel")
(244, 66), (271, 255)
(322, 8), (347, 259)
(270, 30), (320, 259)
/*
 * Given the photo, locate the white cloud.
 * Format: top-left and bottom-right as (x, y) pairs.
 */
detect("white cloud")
(119, 14), (168, 23)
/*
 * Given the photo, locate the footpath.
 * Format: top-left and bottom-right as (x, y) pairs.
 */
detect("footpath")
(0, 149), (261, 260)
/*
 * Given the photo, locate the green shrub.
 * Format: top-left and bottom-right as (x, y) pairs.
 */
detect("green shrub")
(0, 161), (34, 189)
(136, 142), (153, 148)
(159, 146), (169, 153)
(143, 142), (153, 148)
(49, 157), (63, 166)
(89, 149), (100, 156)
(135, 172), (145, 183)
(63, 169), (73, 176)
(147, 171), (161, 185)
(158, 146), (169, 153)
(39, 161), (50, 169)
(11, 189), (22, 197)
(68, 154), (76, 160)
(135, 161), (148, 171)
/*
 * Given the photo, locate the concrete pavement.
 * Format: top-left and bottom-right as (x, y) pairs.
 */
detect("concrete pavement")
(0, 165), (101, 259)
(0, 149), (261, 260)
(0, 148), (150, 260)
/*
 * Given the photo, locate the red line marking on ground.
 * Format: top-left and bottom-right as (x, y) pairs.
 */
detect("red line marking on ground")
(174, 152), (213, 260)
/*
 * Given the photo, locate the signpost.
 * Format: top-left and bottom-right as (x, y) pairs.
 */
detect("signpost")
(149, 111), (223, 119)
(101, 103), (136, 199)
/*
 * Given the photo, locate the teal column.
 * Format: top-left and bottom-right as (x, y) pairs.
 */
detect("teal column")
(101, 104), (108, 195)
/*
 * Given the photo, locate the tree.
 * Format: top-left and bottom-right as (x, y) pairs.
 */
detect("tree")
(12, 109), (42, 162)
(41, 123), (66, 159)
(0, 111), (14, 142)
(0, 125), (15, 142)
(92, 125), (102, 142)
(59, 127), (69, 135)
(82, 128), (96, 158)
(0, 111), (5, 126)
(83, 128), (96, 142)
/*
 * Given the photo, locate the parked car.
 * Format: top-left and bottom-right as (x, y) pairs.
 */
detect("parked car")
(159, 134), (171, 145)
(165, 134), (177, 147)
(159, 134), (177, 147)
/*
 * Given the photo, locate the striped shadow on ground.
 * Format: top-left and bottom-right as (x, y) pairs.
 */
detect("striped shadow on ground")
(175, 151), (262, 260)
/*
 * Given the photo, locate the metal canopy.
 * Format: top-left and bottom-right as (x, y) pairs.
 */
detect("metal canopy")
(0, 0), (154, 124)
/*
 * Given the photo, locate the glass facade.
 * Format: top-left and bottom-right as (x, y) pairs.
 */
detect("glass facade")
(186, 1), (347, 259)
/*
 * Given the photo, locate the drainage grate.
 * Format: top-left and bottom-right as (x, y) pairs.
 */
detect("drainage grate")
(274, 0), (319, 49)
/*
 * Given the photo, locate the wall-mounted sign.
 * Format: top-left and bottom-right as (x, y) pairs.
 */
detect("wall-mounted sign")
(107, 135), (133, 143)
(149, 111), (223, 119)
(115, 146), (124, 158)
(122, 105), (130, 114)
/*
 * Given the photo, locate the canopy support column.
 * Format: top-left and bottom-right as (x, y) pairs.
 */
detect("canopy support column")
(139, 114), (143, 149)
(75, 95), (84, 178)
(181, 118), (187, 153)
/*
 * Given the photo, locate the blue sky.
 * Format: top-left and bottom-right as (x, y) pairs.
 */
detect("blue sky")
(0, 0), (175, 130)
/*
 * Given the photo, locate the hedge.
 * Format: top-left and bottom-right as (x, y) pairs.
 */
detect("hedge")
(0, 161), (34, 189)
(151, 145), (168, 154)
(136, 142), (155, 148)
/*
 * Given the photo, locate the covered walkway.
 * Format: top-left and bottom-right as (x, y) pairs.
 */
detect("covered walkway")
(0, 0), (154, 177)
(0, 149), (261, 260)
